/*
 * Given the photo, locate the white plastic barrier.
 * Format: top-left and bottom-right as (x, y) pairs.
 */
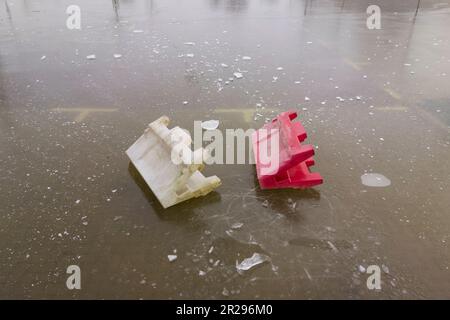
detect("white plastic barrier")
(126, 116), (221, 208)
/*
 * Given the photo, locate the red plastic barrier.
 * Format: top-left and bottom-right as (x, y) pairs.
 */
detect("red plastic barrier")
(252, 110), (323, 189)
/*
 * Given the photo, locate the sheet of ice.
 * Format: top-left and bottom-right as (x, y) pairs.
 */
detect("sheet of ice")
(231, 222), (243, 229)
(201, 120), (219, 130)
(361, 173), (391, 187)
(236, 253), (270, 272)
(168, 255), (177, 262)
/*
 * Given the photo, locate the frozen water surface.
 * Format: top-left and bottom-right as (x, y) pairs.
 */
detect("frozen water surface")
(201, 120), (220, 130)
(0, 0), (450, 299)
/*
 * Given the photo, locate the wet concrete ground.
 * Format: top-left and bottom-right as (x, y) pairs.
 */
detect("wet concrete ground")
(0, 0), (449, 299)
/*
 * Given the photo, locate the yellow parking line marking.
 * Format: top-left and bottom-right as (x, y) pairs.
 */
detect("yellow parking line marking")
(415, 107), (450, 133)
(343, 58), (361, 71)
(343, 58), (370, 71)
(52, 108), (118, 122)
(376, 106), (408, 111)
(383, 88), (402, 100)
(214, 108), (257, 123)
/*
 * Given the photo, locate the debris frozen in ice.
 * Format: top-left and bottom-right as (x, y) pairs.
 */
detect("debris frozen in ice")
(233, 72), (243, 79)
(201, 120), (219, 130)
(236, 253), (270, 272)
(86, 55), (96, 60)
(262, 200), (269, 208)
(167, 255), (177, 262)
(327, 241), (338, 252)
(113, 54), (122, 59)
(231, 222), (243, 229)
(304, 268), (313, 281)
(361, 173), (391, 187)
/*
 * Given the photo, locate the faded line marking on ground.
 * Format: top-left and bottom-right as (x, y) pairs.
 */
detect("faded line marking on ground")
(415, 107), (450, 133)
(376, 106), (408, 111)
(52, 108), (118, 122)
(343, 58), (369, 71)
(379, 87), (449, 132)
(383, 88), (402, 100)
(215, 108), (257, 123)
